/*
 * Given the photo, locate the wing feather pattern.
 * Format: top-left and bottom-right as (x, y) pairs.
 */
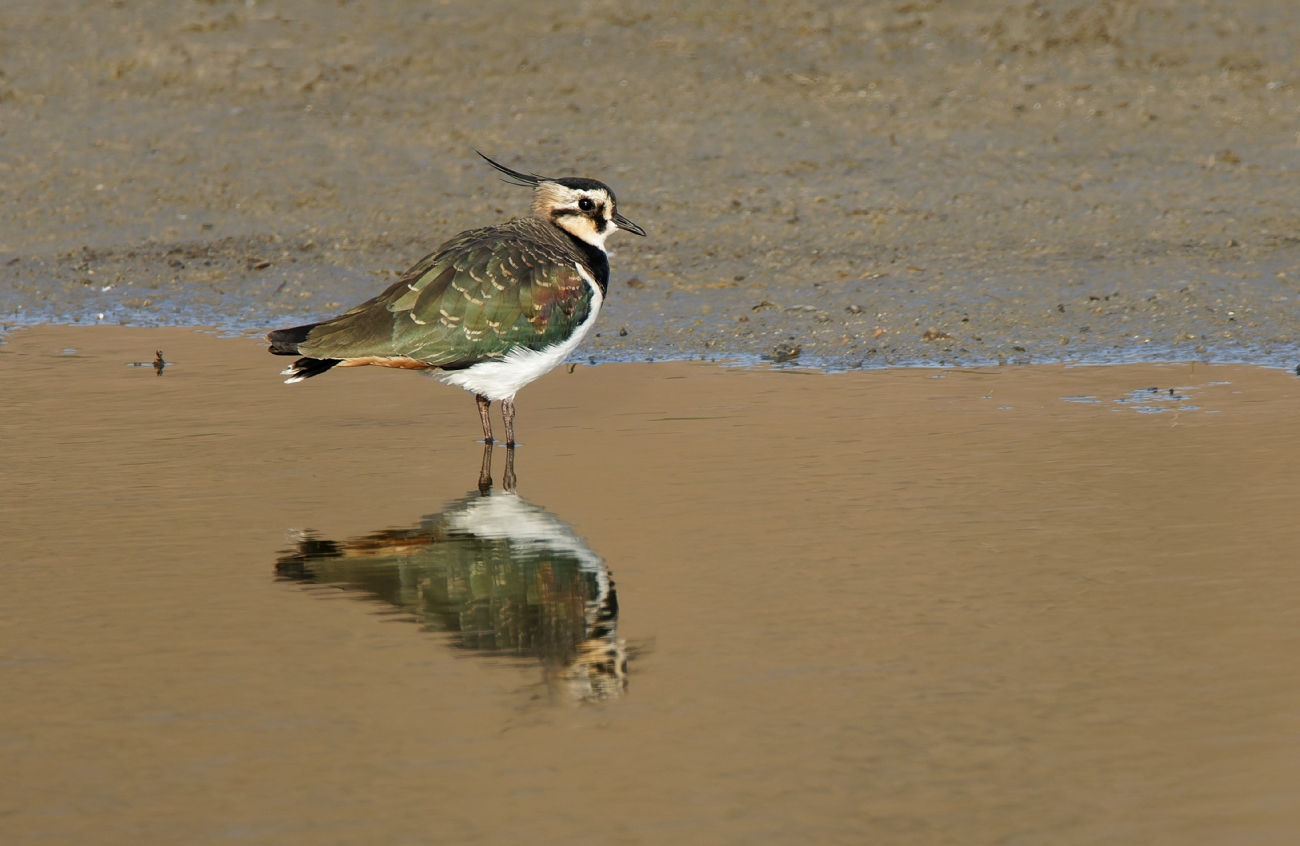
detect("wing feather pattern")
(295, 218), (595, 368)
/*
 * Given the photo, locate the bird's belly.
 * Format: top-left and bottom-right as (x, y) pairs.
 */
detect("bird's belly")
(434, 306), (601, 401)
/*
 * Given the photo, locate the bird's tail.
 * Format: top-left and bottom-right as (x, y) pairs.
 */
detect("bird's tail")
(267, 323), (315, 355)
(267, 323), (341, 384)
(279, 357), (342, 383)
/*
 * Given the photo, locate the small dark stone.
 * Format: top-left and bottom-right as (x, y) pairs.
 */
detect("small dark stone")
(619, 327), (628, 336)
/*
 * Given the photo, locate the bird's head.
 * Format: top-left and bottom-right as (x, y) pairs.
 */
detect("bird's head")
(477, 151), (646, 252)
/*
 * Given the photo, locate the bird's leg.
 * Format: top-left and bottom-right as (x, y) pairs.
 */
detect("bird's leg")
(477, 442), (494, 495)
(502, 445), (517, 493)
(502, 398), (517, 447)
(476, 394), (494, 443)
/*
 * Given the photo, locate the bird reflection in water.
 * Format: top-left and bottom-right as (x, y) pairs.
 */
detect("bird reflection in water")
(274, 446), (627, 703)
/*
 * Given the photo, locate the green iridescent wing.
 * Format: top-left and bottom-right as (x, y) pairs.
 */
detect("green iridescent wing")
(298, 222), (594, 366)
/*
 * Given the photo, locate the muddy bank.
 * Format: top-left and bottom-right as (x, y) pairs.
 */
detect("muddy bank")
(1, 1), (1299, 368)
(6, 325), (1300, 844)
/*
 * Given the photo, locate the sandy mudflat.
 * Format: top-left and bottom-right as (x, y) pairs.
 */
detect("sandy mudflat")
(1, 1), (1299, 368)
(3, 325), (1300, 844)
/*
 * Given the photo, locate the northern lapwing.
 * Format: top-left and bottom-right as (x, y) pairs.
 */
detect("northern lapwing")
(267, 152), (645, 445)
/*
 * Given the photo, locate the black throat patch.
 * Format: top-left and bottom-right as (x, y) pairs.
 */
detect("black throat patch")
(560, 230), (610, 296)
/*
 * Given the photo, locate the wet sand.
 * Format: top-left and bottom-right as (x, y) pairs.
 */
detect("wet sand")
(2, 1), (1299, 367)
(4, 326), (1300, 844)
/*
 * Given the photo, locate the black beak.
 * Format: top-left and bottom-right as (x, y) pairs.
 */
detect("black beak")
(613, 212), (647, 237)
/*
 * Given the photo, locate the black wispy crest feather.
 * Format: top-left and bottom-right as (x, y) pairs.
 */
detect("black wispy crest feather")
(474, 150), (551, 187)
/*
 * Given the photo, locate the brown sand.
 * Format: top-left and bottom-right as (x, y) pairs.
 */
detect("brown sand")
(2, 1), (1300, 367)
(3, 326), (1299, 844)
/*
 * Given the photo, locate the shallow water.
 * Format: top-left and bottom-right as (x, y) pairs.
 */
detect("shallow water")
(4, 326), (1299, 845)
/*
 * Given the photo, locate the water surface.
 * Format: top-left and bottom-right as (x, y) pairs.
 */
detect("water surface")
(3, 326), (1298, 844)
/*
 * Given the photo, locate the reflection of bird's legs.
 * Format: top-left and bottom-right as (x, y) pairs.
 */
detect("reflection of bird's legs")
(503, 446), (517, 493)
(502, 398), (516, 447)
(477, 442), (494, 495)
(476, 394), (494, 443)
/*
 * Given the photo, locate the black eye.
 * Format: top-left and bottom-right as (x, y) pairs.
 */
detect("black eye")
(578, 198), (595, 212)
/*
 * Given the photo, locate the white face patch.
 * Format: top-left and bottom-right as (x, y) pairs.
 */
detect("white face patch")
(553, 211), (617, 252)
(531, 184), (619, 252)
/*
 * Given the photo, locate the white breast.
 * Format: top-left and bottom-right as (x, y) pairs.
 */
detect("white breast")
(434, 263), (604, 401)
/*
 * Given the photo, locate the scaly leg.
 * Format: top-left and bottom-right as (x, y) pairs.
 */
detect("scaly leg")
(502, 398), (516, 447)
(476, 394), (494, 443)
